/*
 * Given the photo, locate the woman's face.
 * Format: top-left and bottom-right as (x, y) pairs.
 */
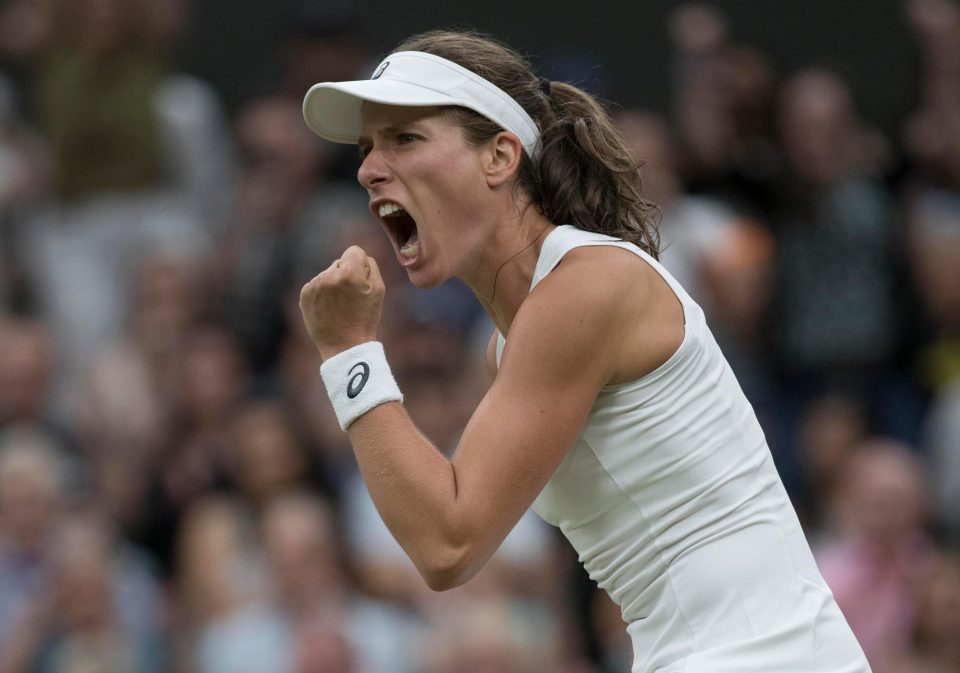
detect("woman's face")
(358, 103), (493, 288)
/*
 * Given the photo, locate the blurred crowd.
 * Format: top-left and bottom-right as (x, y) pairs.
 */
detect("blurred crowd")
(0, 0), (958, 672)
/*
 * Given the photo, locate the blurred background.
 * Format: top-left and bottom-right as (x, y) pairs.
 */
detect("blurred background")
(0, 0), (958, 672)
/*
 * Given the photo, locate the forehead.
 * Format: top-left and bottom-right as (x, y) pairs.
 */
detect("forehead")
(359, 103), (453, 137)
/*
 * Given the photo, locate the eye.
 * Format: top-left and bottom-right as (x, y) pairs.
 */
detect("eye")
(397, 133), (420, 145)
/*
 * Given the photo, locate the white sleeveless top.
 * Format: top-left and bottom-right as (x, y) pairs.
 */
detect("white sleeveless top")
(496, 226), (871, 673)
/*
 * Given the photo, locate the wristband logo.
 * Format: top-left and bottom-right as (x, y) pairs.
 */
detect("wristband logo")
(347, 362), (370, 399)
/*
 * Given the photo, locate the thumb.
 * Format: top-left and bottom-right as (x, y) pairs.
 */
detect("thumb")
(366, 255), (385, 292)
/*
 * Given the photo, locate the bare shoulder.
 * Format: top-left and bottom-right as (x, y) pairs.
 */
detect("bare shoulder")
(525, 244), (667, 322)
(517, 244), (684, 385)
(560, 243), (668, 290)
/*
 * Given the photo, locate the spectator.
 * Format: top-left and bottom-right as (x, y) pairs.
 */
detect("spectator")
(275, 292), (350, 488)
(213, 95), (367, 375)
(226, 401), (329, 511)
(667, 2), (781, 216)
(261, 491), (420, 673)
(0, 425), (70, 663)
(173, 495), (290, 673)
(901, 0), (960, 191)
(418, 595), (565, 673)
(150, 0), (236, 229)
(795, 392), (871, 531)
(0, 316), (59, 433)
(769, 69), (924, 455)
(0, 70), (52, 310)
(922, 380), (960, 543)
(903, 172), (960, 393)
(815, 440), (937, 671)
(136, 325), (251, 575)
(772, 69), (903, 379)
(289, 610), (357, 673)
(8, 0), (219, 395)
(281, 0), (370, 101)
(888, 551), (960, 673)
(4, 510), (164, 673)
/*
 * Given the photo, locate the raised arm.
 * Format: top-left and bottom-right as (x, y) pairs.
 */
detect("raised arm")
(299, 244), (676, 590)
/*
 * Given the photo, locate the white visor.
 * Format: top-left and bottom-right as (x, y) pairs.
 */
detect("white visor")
(302, 51), (542, 157)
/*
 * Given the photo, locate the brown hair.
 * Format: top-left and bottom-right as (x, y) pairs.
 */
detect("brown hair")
(393, 30), (660, 258)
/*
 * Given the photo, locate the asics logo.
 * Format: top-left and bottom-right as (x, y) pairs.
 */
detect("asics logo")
(347, 362), (370, 398)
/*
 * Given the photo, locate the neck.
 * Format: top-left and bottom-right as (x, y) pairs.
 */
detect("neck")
(460, 203), (555, 335)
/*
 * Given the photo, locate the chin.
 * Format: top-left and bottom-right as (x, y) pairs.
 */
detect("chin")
(405, 265), (447, 290)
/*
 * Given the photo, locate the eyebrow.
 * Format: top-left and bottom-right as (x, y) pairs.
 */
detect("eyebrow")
(358, 124), (416, 146)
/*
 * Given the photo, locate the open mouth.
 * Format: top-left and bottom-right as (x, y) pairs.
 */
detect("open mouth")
(378, 202), (419, 262)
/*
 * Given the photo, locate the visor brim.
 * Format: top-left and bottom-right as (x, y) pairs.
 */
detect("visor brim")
(303, 80), (466, 144)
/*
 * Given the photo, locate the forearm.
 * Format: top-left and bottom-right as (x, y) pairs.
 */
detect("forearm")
(347, 401), (472, 588)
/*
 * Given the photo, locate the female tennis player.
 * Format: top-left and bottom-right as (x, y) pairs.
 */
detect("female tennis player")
(298, 30), (872, 673)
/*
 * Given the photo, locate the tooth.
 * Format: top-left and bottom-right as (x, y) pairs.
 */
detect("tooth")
(378, 203), (402, 217)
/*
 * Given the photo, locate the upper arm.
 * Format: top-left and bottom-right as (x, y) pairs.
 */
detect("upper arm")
(447, 254), (634, 579)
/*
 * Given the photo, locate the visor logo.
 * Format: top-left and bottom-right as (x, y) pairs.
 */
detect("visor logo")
(372, 61), (390, 80)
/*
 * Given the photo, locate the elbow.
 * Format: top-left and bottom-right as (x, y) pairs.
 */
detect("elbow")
(416, 542), (476, 592)
(422, 568), (464, 592)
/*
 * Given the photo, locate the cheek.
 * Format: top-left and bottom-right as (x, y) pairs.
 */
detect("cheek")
(399, 139), (488, 255)
(411, 140), (484, 197)
(414, 167), (483, 227)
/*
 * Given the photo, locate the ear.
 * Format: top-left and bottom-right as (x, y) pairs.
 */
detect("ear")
(483, 131), (524, 188)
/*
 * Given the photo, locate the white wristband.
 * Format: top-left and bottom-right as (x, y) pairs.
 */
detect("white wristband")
(319, 341), (403, 431)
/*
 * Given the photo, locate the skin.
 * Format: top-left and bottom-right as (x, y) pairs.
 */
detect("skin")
(299, 103), (684, 590)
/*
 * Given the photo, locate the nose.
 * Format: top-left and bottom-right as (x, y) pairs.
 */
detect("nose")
(357, 149), (389, 189)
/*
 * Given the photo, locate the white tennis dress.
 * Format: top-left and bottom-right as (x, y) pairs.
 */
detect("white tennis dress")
(496, 226), (872, 673)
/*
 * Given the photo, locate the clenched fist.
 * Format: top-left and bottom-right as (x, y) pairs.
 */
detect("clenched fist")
(299, 246), (386, 360)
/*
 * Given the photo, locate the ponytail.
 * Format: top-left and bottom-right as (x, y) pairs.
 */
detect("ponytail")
(535, 82), (660, 257)
(393, 30), (660, 258)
